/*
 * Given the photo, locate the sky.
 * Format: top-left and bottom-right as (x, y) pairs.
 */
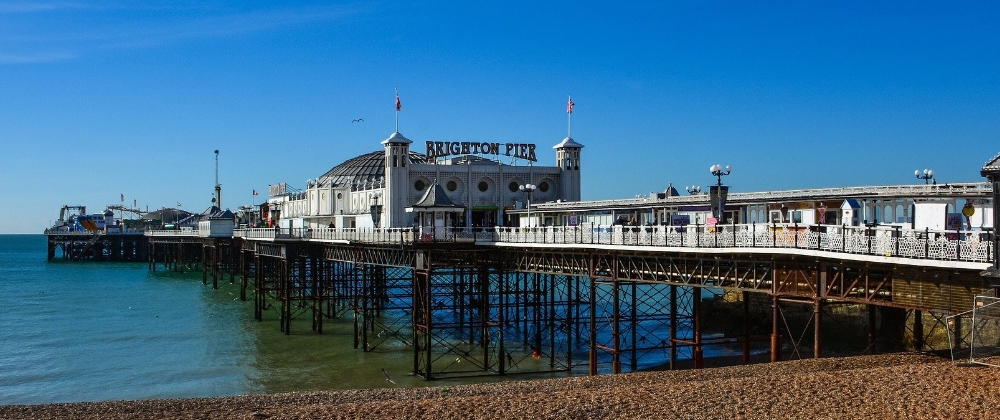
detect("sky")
(2, 1), (999, 233)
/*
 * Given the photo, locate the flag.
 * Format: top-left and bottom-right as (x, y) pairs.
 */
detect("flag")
(177, 201), (182, 207)
(567, 95), (575, 114)
(395, 93), (402, 111)
(253, 189), (259, 196)
(133, 199), (136, 208)
(120, 193), (125, 202)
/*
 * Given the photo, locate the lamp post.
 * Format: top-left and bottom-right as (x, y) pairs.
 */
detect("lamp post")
(915, 168), (934, 184)
(519, 183), (536, 227)
(686, 185), (702, 195)
(369, 192), (382, 228)
(710, 164), (732, 223)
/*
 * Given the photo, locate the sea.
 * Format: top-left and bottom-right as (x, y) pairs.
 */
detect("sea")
(0, 234), (473, 406)
(0, 234), (749, 406)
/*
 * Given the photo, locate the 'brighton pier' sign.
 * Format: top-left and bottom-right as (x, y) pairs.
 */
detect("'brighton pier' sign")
(426, 141), (537, 162)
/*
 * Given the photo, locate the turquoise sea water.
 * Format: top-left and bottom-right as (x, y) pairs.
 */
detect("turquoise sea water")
(0, 234), (439, 405)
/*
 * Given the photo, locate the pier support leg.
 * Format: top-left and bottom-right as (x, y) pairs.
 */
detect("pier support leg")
(612, 279), (621, 374)
(814, 299), (823, 359)
(868, 304), (877, 353)
(202, 246), (208, 285)
(742, 291), (750, 365)
(913, 310), (924, 351)
(771, 294), (781, 363)
(693, 286), (703, 369)
(588, 276), (597, 376)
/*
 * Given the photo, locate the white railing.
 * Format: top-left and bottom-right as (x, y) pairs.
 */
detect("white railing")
(44, 228), (146, 235)
(146, 229), (201, 237)
(532, 182), (992, 210)
(490, 223), (994, 264)
(233, 223), (994, 264)
(235, 227), (419, 244)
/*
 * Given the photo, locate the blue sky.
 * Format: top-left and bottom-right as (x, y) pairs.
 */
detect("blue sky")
(2, 1), (998, 233)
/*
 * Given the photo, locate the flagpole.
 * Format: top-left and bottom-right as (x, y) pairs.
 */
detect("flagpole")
(395, 88), (400, 132)
(567, 95), (574, 137)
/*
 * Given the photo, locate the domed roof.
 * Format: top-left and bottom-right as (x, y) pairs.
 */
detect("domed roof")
(318, 150), (428, 189)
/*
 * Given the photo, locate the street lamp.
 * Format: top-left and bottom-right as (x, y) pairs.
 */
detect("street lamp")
(915, 168), (934, 184)
(369, 192), (383, 228)
(519, 183), (536, 227)
(686, 185), (702, 195)
(709, 164), (732, 223)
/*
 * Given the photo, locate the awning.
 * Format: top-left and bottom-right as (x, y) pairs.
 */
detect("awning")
(472, 205), (499, 211)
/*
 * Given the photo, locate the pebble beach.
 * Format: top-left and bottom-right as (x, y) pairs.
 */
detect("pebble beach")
(2, 353), (996, 420)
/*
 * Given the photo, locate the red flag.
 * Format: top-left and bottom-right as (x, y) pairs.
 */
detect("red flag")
(566, 96), (574, 114)
(253, 189), (259, 196)
(395, 94), (402, 111)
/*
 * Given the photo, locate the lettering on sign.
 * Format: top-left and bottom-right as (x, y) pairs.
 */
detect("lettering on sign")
(425, 141), (537, 162)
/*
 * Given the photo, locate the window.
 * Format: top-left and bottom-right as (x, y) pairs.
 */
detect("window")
(478, 181), (489, 192)
(447, 180), (458, 191)
(538, 182), (549, 192)
(508, 182), (519, 192)
(414, 180), (425, 191)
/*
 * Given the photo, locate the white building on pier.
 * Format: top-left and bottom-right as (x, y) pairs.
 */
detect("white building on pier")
(265, 131), (583, 230)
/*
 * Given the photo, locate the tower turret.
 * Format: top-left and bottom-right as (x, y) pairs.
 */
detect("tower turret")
(382, 131), (412, 227)
(554, 136), (584, 201)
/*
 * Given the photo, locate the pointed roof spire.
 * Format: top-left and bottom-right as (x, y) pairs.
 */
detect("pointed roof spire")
(554, 136), (584, 149)
(408, 182), (464, 212)
(382, 131), (412, 145)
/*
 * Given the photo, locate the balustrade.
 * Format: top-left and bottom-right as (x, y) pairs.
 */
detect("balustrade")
(230, 223), (993, 264)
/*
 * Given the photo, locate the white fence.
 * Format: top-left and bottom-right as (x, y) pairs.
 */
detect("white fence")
(491, 223), (993, 264)
(231, 223), (995, 264)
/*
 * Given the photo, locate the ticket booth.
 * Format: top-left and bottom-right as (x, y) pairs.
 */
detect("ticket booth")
(406, 182), (465, 241)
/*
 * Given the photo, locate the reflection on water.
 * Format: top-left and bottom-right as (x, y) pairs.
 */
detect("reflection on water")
(0, 235), (723, 405)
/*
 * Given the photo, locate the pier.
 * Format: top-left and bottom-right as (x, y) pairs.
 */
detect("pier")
(137, 218), (994, 379)
(44, 230), (148, 262)
(43, 150), (1000, 379)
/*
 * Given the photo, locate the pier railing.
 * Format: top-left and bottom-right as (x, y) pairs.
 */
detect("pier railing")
(236, 227), (421, 244)
(488, 223), (994, 264)
(233, 223), (994, 264)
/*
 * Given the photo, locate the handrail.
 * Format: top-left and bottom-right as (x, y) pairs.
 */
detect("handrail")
(232, 223), (995, 265)
(531, 182), (992, 211)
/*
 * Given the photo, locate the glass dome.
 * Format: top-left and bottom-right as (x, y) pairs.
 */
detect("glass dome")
(317, 151), (428, 189)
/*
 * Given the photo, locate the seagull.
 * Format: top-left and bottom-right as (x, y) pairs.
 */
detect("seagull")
(352, 118), (364, 123)
(381, 368), (396, 385)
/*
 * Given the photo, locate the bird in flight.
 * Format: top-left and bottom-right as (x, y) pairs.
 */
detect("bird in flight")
(352, 118), (364, 123)
(381, 368), (396, 385)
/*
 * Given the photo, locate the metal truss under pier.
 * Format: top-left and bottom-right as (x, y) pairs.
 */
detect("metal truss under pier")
(151, 236), (995, 380)
(46, 232), (148, 262)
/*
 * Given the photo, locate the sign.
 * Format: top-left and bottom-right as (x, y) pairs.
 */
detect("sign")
(268, 183), (287, 196)
(962, 202), (976, 217)
(426, 141), (537, 162)
(946, 213), (964, 230)
(568, 214), (579, 226)
(709, 185), (729, 223)
(671, 214), (691, 226)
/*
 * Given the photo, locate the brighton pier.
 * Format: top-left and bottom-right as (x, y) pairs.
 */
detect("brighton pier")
(44, 144), (1000, 379)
